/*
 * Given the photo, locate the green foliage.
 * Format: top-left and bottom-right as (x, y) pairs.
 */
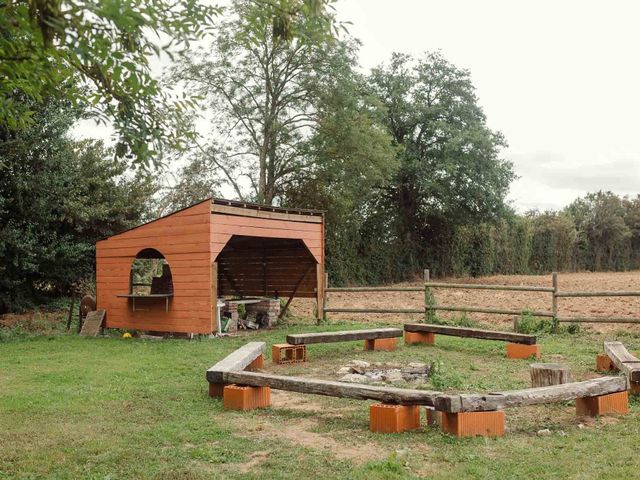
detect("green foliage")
(169, 0), (348, 203)
(429, 359), (465, 390)
(515, 312), (555, 334)
(566, 322), (581, 334)
(0, 98), (157, 312)
(567, 191), (633, 271)
(366, 52), (515, 280)
(167, 38), (640, 283)
(528, 211), (576, 273)
(515, 312), (581, 335)
(430, 314), (479, 328)
(1, 0), (340, 166)
(0, 0), (220, 165)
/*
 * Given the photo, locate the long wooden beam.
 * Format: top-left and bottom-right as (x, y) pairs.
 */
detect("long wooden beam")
(206, 342), (266, 383)
(404, 323), (537, 345)
(325, 287), (424, 293)
(430, 305), (554, 318)
(604, 341), (640, 383)
(433, 377), (628, 413)
(286, 328), (403, 345)
(323, 308), (424, 314)
(221, 370), (441, 406)
(558, 317), (640, 324)
(211, 362), (626, 413)
(426, 282), (554, 293)
(557, 291), (640, 297)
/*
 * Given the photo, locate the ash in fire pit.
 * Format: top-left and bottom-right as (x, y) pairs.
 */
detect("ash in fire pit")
(336, 360), (432, 385)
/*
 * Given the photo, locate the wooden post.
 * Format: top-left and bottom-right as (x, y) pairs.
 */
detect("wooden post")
(530, 363), (571, 387)
(322, 272), (329, 323)
(76, 294), (84, 334)
(66, 291), (76, 331)
(315, 264), (323, 325)
(280, 264), (313, 319)
(424, 269), (434, 323)
(552, 272), (558, 333)
(212, 262), (218, 333)
(262, 248), (267, 297)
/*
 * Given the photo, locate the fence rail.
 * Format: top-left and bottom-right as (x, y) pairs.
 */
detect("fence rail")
(322, 269), (640, 326)
(424, 282), (554, 293)
(555, 291), (640, 298)
(325, 287), (423, 293)
(323, 308), (424, 314)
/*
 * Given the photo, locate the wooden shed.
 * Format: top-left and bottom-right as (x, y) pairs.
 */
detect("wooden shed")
(96, 198), (324, 334)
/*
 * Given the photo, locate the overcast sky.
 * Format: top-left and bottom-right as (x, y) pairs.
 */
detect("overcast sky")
(335, 0), (640, 212)
(76, 0), (640, 212)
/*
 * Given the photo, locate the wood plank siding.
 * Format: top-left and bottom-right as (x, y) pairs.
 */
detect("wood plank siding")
(96, 200), (214, 333)
(211, 206), (324, 299)
(95, 199), (325, 334)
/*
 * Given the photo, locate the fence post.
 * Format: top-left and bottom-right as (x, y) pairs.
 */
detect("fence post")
(424, 269), (435, 323)
(552, 271), (558, 333)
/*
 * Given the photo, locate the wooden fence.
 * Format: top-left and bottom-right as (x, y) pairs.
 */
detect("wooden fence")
(322, 270), (640, 326)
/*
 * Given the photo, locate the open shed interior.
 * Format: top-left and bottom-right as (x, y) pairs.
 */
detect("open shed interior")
(216, 235), (318, 299)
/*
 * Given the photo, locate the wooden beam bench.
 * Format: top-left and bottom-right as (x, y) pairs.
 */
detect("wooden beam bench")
(205, 341), (266, 397)
(602, 341), (640, 394)
(404, 323), (539, 359)
(207, 342), (630, 437)
(276, 328), (403, 363)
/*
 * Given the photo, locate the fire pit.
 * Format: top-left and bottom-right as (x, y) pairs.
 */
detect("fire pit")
(337, 360), (432, 385)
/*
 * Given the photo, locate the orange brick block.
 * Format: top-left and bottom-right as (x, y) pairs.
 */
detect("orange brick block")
(272, 344), (306, 364)
(223, 384), (271, 411)
(247, 354), (264, 370)
(576, 391), (629, 417)
(404, 331), (435, 345)
(364, 338), (397, 351)
(595, 354), (618, 372)
(208, 382), (225, 398)
(506, 343), (540, 360)
(441, 411), (505, 437)
(369, 404), (421, 433)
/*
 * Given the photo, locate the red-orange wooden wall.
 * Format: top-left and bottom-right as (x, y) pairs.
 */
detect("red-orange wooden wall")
(96, 199), (324, 334)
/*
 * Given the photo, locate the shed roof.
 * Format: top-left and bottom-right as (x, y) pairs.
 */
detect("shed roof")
(100, 198), (323, 242)
(212, 198), (324, 216)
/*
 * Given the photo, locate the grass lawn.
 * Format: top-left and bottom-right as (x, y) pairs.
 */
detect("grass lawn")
(2, 320), (640, 479)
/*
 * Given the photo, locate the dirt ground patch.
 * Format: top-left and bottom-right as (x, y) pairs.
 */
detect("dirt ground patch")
(0, 310), (65, 333)
(233, 390), (426, 466)
(290, 271), (640, 332)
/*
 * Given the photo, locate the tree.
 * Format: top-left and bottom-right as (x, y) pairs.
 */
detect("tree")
(367, 52), (515, 276)
(281, 65), (399, 284)
(170, 0), (347, 204)
(161, 155), (221, 214)
(0, 97), (157, 312)
(527, 211), (576, 273)
(1, 0), (339, 165)
(566, 191), (631, 271)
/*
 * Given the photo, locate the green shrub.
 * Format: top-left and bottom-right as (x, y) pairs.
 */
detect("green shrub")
(515, 312), (555, 334)
(429, 313), (478, 328)
(429, 360), (464, 390)
(566, 322), (581, 334)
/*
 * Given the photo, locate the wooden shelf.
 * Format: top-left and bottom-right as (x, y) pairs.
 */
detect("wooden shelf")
(116, 294), (173, 312)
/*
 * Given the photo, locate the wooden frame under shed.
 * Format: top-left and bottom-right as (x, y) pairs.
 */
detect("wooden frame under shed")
(96, 198), (325, 334)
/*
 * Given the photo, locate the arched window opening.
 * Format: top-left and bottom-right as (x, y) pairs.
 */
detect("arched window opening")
(130, 248), (173, 296)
